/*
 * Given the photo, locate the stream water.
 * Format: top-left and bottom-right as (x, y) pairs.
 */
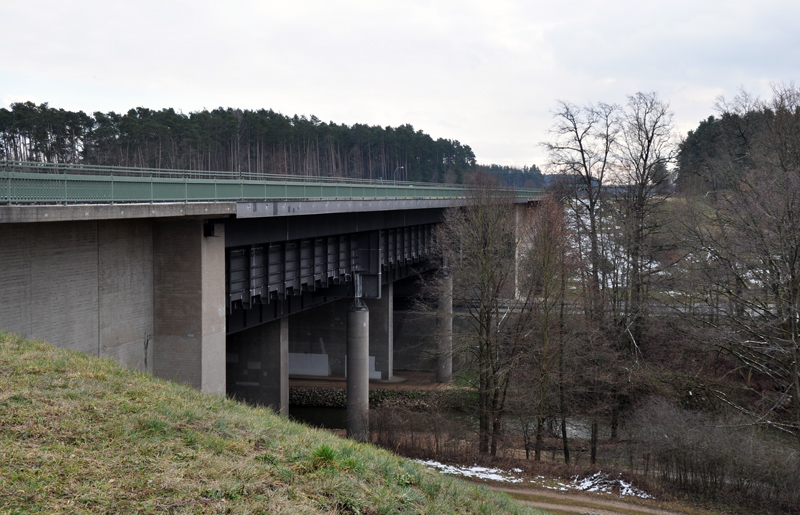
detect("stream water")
(289, 406), (348, 429)
(289, 405), (609, 440)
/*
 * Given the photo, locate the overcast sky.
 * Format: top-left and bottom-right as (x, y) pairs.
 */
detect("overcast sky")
(2, 0), (798, 168)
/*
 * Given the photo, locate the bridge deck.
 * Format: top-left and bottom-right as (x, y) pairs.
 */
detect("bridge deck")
(1, 161), (540, 206)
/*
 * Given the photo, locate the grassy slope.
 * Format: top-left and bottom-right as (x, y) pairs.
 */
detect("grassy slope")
(0, 332), (542, 514)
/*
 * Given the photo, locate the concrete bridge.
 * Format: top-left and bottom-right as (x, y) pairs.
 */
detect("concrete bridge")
(0, 161), (540, 439)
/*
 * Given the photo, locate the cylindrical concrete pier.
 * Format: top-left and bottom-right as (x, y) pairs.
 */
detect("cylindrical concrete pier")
(437, 271), (453, 383)
(347, 298), (370, 441)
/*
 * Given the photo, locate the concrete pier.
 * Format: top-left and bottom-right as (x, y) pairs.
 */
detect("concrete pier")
(152, 220), (226, 394)
(346, 299), (370, 441)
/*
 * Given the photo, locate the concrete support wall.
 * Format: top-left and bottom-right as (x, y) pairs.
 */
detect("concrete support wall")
(0, 217), (227, 395)
(0, 220), (154, 371)
(99, 220), (156, 369)
(152, 220), (226, 394)
(365, 282), (393, 380)
(226, 317), (289, 414)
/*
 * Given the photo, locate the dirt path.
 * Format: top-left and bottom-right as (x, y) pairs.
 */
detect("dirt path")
(488, 485), (691, 515)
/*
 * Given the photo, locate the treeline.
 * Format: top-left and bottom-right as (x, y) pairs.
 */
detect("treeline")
(479, 163), (544, 189)
(414, 86), (800, 512)
(546, 86), (800, 510)
(674, 97), (799, 193)
(0, 102), (477, 182)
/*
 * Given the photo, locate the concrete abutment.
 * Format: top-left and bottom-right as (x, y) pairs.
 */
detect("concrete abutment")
(0, 217), (228, 395)
(152, 220), (226, 394)
(0, 219), (155, 371)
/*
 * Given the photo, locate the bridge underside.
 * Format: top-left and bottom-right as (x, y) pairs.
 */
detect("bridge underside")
(222, 207), (442, 334)
(226, 225), (435, 333)
(221, 211), (440, 427)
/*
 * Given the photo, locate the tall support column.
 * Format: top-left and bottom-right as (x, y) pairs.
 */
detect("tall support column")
(153, 220), (226, 394)
(437, 270), (453, 383)
(277, 316), (289, 415)
(366, 281), (393, 380)
(347, 298), (370, 441)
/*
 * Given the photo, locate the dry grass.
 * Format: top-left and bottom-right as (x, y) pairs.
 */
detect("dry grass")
(0, 331), (544, 514)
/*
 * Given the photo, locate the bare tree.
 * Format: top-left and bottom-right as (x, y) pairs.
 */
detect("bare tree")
(683, 83), (800, 441)
(544, 101), (620, 322)
(544, 101), (624, 462)
(430, 172), (537, 455)
(515, 195), (575, 461)
(543, 93), (679, 459)
(616, 91), (678, 350)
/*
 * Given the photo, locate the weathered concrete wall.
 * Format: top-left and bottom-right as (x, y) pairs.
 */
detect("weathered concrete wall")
(0, 219), (154, 371)
(99, 220), (155, 370)
(153, 220), (226, 394)
(0, 217), (226, 394)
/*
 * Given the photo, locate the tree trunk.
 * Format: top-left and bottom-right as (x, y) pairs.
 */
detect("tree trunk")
(534, 416), (544, 461)
(610, 396), (619, 441)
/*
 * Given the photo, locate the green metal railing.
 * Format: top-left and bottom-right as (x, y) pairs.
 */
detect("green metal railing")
(1, 161), (542, 205)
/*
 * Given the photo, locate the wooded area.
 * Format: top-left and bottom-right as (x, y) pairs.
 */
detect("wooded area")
(389, 85), (800, 514)
(0, 103), (488, 184)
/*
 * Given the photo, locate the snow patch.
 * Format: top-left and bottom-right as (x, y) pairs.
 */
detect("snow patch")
(413, 460), (523, 483)
(571, 471), (654, 499)
(414, 461), (654, 499)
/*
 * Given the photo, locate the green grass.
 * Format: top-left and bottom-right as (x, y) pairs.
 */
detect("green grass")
(0, 331), (544, 514)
